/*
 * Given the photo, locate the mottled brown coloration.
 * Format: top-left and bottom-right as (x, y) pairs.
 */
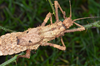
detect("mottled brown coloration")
(0, 32), (25, 55)
(0, 31), (40, 55)
(17, 28), (42, 46)
(0, 0), (87, 58)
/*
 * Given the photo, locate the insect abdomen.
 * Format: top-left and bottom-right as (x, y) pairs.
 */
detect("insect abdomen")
(0, 32), (27, 55)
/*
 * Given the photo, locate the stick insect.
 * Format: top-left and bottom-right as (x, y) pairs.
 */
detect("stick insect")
(0, 0), (95, 59)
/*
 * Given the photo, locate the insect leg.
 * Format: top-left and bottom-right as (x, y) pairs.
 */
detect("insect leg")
(41, 43), (66, 50)
(17, 49), (31, 60)
(41, 12), (53, 26)
(64, 22), (85, 33)
(60, 37), (65, 47)
(54, 1), (66, 22)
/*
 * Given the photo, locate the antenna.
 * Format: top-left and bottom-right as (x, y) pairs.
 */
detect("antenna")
(73, 17), (99, 21)
(69, 0), (72, 18)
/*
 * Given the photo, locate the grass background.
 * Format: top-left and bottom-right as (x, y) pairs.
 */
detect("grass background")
(0, 0), (100, 66)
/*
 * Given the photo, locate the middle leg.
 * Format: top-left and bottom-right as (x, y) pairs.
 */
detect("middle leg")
(41, 12), (53, 26)
(41, 42), (66, 51)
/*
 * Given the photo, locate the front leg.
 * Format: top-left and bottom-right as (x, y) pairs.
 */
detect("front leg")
(54, 1), (66, 22)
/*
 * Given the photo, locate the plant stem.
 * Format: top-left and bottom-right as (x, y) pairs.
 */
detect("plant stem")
(0, 55), (18, 66)
(0, 26), (15, 32)
(48, 0), (55, 15)
(0, 53), (23, 66)
(83, 21), (100, 29)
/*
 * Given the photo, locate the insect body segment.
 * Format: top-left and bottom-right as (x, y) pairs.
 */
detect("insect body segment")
(17, 28), (42, 46)
(0, 28), (42, 55)
(0, 32), (26, 55)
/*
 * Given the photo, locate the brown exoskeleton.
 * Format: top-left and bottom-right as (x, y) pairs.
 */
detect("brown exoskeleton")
(17, 0), (87, 58)
(0, 0), (94, 59)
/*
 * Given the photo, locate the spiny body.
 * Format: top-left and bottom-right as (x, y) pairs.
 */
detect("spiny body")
(0, 21), (66, 55)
